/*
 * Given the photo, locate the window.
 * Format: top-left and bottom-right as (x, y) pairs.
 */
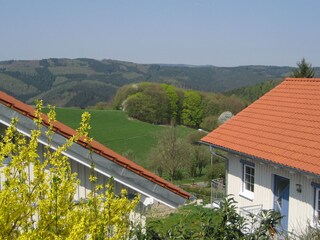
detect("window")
(244, 165), (255, 192)
(0, 123), (6, 139)
(311, 182), (320, 226)
(315, 189), (320, 222)
(0, 123), (13, 165)
(239, 159), (255, 200)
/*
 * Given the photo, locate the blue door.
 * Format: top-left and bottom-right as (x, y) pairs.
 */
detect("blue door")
(274, 175), (290, 230)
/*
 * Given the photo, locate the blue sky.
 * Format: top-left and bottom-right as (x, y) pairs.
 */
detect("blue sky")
(1, 0), (319, 66)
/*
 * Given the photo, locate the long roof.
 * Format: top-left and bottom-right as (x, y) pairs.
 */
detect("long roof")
(0, 91), (191, 200)
(201, 78), (320, 176)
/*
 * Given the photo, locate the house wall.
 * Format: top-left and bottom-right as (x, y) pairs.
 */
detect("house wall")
(226, 152), (320, 234)
(69, 157), (129, 199)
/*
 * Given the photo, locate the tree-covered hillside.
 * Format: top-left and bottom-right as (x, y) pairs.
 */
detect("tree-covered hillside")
(113, 82), (246, 130)
(1, 58), (318, 108)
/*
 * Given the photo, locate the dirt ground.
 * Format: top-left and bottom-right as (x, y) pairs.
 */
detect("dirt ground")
(147, 202), (177, 218)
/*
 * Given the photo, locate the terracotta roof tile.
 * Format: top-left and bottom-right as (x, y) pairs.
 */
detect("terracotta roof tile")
(201, 78), (320, 176)
(0, 91), (191, 199)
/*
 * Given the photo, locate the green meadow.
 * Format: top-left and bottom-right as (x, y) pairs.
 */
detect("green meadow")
(52, 108), (196, 168)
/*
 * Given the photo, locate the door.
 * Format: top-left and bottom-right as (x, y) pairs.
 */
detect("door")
(274, 175), (290, 230)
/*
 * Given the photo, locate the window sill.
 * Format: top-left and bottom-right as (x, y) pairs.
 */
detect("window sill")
(239, 191), (254, 201)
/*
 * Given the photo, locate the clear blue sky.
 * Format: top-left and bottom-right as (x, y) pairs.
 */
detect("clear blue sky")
(1, 0), (319, 67)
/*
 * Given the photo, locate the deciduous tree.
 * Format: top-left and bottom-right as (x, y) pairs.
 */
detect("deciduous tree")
(162, 84), (179, 124)
(150, 127), (190, 181)
(181, 91), (203, 128)
(124, 84), (169, 124)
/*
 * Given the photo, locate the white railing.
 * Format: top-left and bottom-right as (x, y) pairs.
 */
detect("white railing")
(240, 204), (263, 217)
(239, 204), (263, 234)
(240, 205), (300, 239)
(210, 178), (225, 208)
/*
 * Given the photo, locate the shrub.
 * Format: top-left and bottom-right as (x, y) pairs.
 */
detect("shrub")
(0, 101), (139, 239)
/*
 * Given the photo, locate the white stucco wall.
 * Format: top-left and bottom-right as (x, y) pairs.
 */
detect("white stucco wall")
(226, 152), (320, 234)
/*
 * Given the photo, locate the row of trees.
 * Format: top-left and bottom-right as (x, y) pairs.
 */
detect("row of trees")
(113, 82), (246, 130)
(148, 127), (224, 181)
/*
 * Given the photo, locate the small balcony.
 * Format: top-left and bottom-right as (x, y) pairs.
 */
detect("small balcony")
(239, 204), (263, 234)
(204, 178), (225, 208)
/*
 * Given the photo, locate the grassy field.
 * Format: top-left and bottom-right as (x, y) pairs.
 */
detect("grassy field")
(52, 108), (197, 168)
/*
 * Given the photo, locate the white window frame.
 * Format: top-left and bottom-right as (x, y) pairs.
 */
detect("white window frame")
(313, 186), (320, 227)
(310, 182), (320, 228)
(244, 164), (255, 192)
(239, 160), (255, 200)
(316, 189), (320, 219)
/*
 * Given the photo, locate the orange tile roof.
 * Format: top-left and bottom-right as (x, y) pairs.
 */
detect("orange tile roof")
(0, 91), (191, 200)
(201, 78), (320, 176)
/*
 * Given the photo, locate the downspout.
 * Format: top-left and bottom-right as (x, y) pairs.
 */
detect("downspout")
(198, 129), (229, 201)
(209, 145), (229, 198)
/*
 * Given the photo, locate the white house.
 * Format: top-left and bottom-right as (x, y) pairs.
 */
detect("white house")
(0, 91), (192, 218)
(201, 78), (320, 235)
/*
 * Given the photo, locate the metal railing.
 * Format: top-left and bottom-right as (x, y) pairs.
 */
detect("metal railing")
(239, 204), (263, 234)
(210, 178), (225, 208)
(240, 205), (300, 239)
(240, 204), (263, 218)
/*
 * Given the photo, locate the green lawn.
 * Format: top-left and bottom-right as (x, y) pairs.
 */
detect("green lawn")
(147, 204), (217, 235)
(52, 108), (196, 168)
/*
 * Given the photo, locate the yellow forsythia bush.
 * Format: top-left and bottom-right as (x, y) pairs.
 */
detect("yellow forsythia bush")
(0, 100), (139, 239)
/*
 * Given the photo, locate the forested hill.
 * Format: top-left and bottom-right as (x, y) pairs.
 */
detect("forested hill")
(0, 58), (318, 108)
